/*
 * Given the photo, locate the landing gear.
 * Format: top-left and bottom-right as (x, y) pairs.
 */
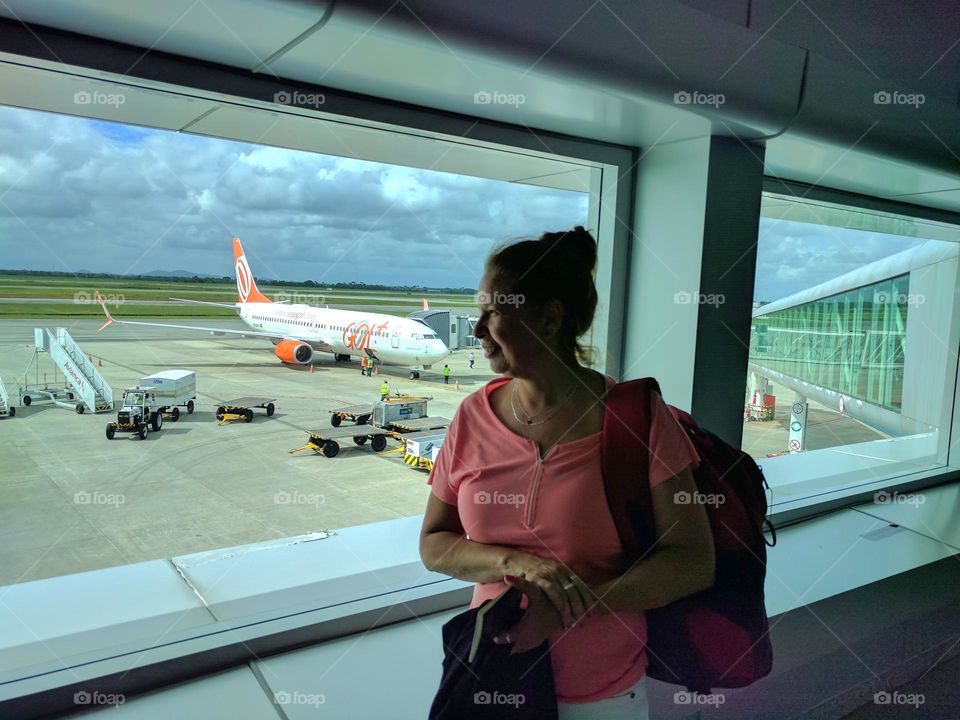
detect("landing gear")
(409, 371), (420, 379)
(334, 353), (351, 362)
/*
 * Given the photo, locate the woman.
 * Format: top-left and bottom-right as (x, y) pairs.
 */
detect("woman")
(420, 227), (715, 719)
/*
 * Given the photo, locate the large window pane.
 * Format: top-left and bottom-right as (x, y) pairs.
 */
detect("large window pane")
(744, 193), (960, 500)
(0, 101), (596, 591)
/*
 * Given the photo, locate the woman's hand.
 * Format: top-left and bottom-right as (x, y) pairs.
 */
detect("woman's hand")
(504, 554), (593, 629)
(492, 577), (564, 654)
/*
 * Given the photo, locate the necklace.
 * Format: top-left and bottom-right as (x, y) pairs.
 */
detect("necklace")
(510, 380), (577, 426)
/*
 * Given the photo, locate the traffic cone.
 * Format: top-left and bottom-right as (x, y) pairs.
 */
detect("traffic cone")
(455, 380), (461, 391)
(309, 364), (314, 374)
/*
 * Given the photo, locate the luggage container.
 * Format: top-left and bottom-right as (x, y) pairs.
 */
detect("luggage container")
(139, 370), (197, 420)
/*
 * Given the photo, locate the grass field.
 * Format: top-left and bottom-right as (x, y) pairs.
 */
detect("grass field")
(0, 275), (477, 318)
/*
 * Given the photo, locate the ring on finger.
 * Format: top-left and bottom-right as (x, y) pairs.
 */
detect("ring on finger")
(561, 579), (576, 591)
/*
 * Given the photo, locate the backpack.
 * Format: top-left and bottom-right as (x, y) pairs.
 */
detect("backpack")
(601, 377), (776, 695)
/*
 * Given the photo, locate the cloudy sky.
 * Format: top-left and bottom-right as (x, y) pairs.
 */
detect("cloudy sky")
(0, 105), (588, 289)
(0, 104), (933, 299)
(754, 218), (928, 302)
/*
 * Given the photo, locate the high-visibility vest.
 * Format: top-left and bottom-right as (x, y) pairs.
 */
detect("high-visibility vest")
(443, 366), (450, 376)
(380, 383), (389, 395)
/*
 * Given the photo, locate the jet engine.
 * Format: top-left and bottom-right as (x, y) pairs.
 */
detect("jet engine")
(274, 340), (314, 364)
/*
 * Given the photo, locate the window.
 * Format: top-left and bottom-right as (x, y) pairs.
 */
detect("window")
(745, 191), (960, 501)
(0, 52), (631, 689)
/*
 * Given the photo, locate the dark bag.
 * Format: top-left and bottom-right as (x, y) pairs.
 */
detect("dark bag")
(601, 377), (776, 695)
(428, 587), (558, 719)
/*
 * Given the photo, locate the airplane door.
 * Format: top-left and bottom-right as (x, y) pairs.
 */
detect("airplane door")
(391, 331), (400, 349)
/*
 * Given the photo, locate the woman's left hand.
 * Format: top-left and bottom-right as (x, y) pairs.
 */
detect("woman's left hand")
(492, 575), (586, 654)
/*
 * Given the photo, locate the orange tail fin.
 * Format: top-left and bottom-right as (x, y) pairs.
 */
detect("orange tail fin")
(233, 237), (272, 304)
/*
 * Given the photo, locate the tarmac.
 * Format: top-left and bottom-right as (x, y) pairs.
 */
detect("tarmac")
(0, 317), (883, 587)
(0, 318), (490, 587)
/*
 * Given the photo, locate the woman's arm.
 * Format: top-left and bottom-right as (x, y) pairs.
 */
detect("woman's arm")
(590, 466), (715, 615)
(421, 493), (593, 626)
(420, 493), (525, 583)
(494, 466), (715, 652)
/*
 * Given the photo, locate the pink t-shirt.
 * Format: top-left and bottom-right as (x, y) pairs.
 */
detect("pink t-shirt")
(427, 375), (701, 703)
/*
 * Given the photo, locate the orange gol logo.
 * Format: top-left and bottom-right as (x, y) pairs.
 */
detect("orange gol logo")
(342, 320), (389, 351)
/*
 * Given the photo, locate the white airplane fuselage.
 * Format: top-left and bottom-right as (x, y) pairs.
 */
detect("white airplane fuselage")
(238, 302), (449, 367)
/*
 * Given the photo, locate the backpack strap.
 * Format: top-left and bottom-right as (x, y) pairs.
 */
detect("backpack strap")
(600, 377), (662, 564)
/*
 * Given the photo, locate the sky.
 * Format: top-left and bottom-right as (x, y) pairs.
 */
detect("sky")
(0, 104), (936, 299)
(0, 105), (588, 289)
(754, 218), (928, 302)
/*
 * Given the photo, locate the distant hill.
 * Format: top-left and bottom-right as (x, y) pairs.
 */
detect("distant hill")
(143, 270), (221, 279)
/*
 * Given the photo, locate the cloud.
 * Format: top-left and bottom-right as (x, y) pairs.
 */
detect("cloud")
(754, 218), (928, 302)
(0, 105), (589, 286)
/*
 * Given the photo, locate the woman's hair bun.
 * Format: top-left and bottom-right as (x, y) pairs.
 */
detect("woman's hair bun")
(551, 226), (597, 272)
(540, 225), (597, 275)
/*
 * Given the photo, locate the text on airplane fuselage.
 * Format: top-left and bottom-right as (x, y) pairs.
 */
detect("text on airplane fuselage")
(343, 320), (390, 351)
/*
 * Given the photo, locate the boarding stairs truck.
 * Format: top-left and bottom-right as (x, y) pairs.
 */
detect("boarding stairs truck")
(32, 328), (114, 414)
(0, 376), (14, 418)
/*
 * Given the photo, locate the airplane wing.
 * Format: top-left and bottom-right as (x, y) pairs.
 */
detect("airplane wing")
(169, 297), (239, 309)
(96, 291), (281, 340)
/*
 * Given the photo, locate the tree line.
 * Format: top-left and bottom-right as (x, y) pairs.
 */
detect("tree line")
(0, 269), (475, 294)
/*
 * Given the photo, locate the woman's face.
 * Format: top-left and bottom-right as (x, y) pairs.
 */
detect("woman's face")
(473, 273), (544, 377)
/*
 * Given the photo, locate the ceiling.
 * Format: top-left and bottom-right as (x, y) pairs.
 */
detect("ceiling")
(0, 0), (958, 214)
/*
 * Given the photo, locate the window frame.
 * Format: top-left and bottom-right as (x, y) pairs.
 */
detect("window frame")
(752, 178), (960, 527)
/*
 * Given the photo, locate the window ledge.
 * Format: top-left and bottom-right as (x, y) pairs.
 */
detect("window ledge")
(2, 483), (959, 711)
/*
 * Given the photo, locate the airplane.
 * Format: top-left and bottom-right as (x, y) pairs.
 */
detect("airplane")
(96, 237), (450, 378)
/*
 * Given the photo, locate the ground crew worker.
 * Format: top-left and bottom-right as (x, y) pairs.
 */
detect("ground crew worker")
(443, 365), (451, 384)
(360, 355), (367, 375)
(380, 380), (389, 400)
(469, 352), (475, 369)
